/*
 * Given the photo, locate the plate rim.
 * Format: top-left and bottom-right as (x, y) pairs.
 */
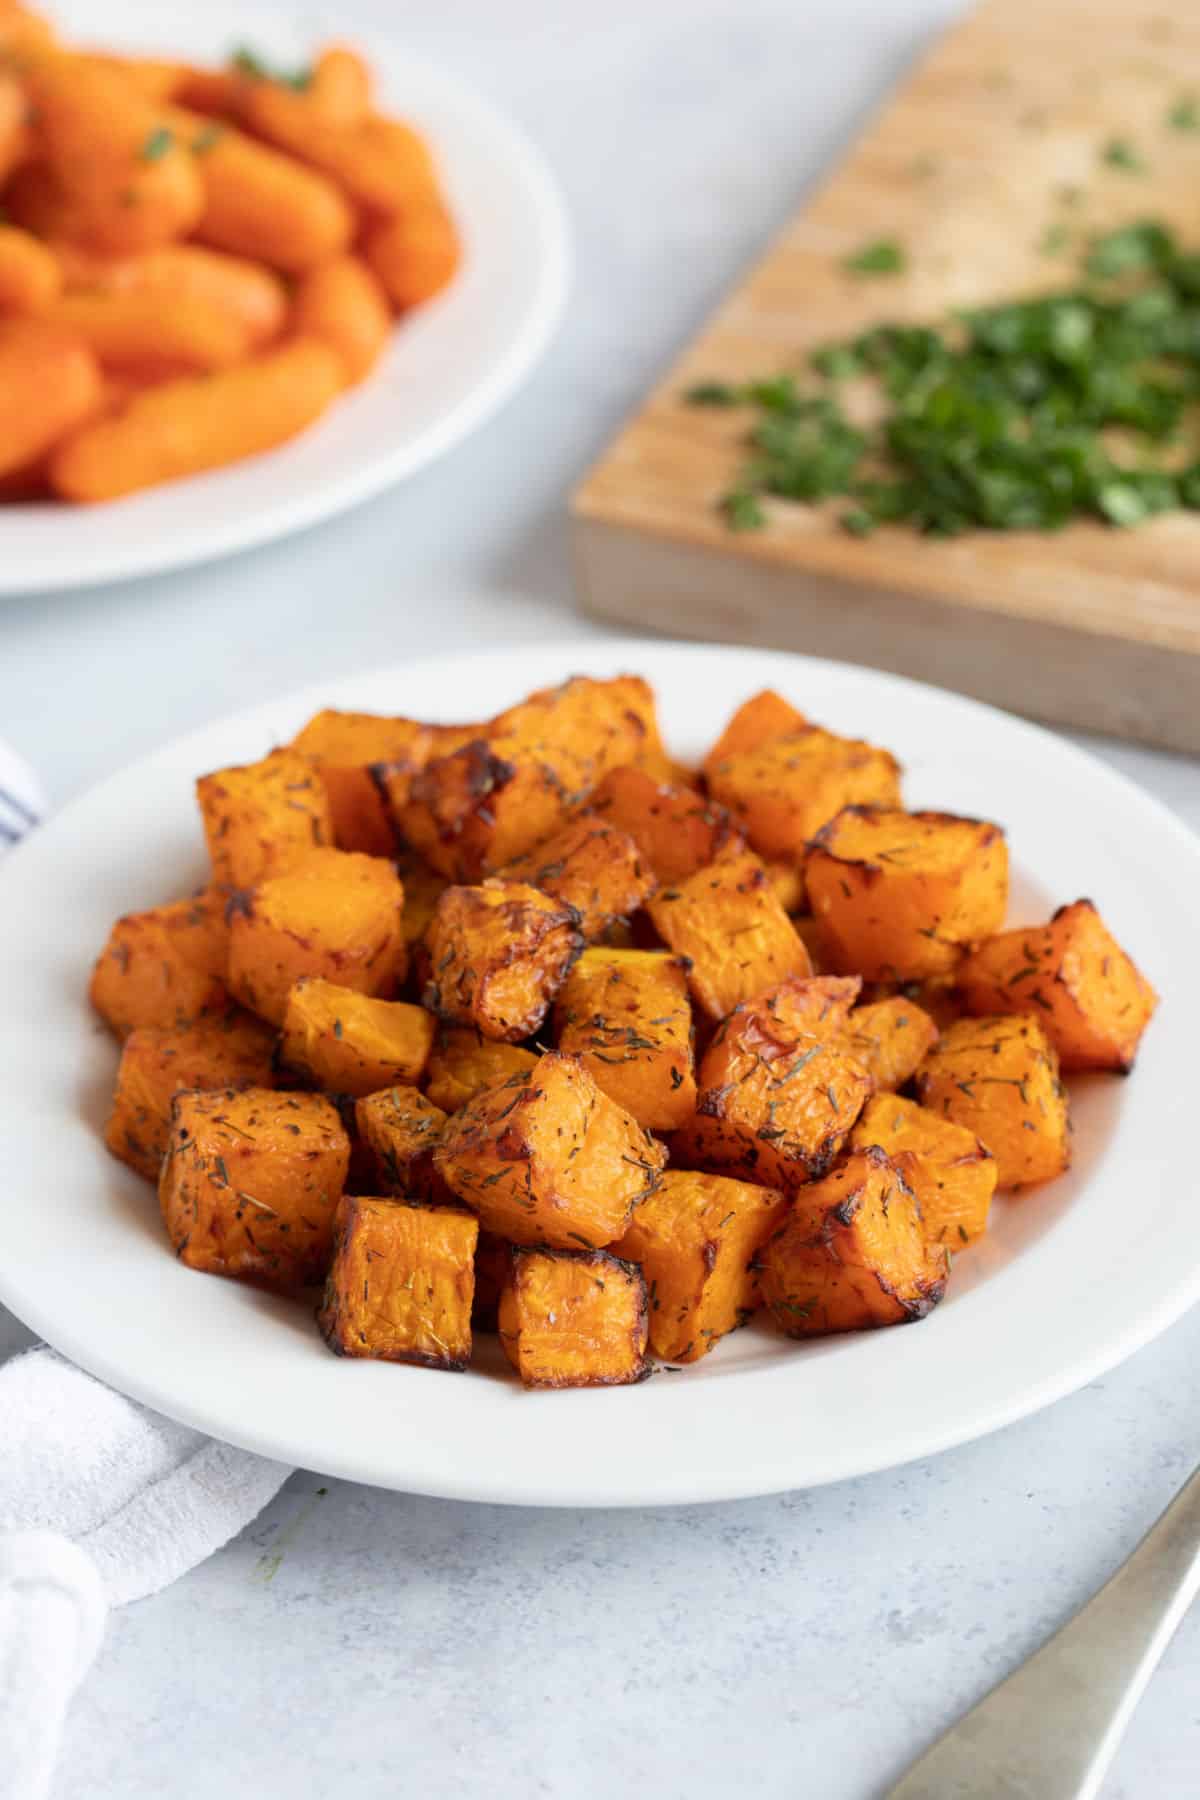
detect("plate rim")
(2, 636), (1198, 1506)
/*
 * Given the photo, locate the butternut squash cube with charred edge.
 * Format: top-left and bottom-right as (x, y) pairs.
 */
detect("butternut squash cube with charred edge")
(807, 807), (1009, 982)
(159, 1087), (349, 1292)
(423, 1027), (540, 1113)
(707, 727), (902, 863)
(90, 889), (231, 1039)
(761, 1147), (949, 1336)
(728, 973), (861, 1045)
(105, 1011), (276, 1182)
(676, 1008), (872, 1191)
(227, 847), (407, 1027)
(422, 880), (583, 1043)
(498, 816), (657, 942)
(702, 688), (808, 776)
(841, 998), (939, 1093)
(196, 746), (332, 889)
(398, 676), (663, 881)
(279, 978), (435, 1097)
(959, 899), (1158, 1073)
(851, 1093), (995, 1248)
(588, 764), (743, 886)
(318, 1196), (477, 1368)
(434, 1051), (667, 1249)
(355, 1085), (451, 1201)
(646, 847), (813, 1021)
(498, 1247), (649, 1387)
(554, 948), (696, 1132)
(914, 1015), (1069, 1189)
(289, 709), (442, 857)
(613, 1169), (787, 1363)
(368, 724), (481, 844)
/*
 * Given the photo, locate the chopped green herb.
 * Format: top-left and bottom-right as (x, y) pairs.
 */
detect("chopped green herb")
(722, 490), (766, 531)
(139, 126), (174, 163)
(685, 381), (740, 407)
(1038, 222), (1069, 256)
(843, 237), (907, 276)
(191, 124), (225, 155)
(230, 45), (312, 90)
(1101, 138), (1145, 174)
(1167, 94), (1200, 132)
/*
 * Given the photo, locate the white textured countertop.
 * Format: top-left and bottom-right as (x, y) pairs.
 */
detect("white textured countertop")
(3, 1), (1200, 1794)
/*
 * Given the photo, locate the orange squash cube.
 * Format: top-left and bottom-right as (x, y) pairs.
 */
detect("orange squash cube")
(553, 948), (696, 1132)
(422, 880), (583, 1043)
(498, 816), (657, 941)
(706, 726), (902, 862)
(914, 1014), (1069, 1188)
(958, 898), (1158, 1072)
(851, 1092), (995, 1247)
(354, 1085), (450, 1201)
(701, 687), (808, 775)
(89, 889), (231, 1039)
(498, 1247), (649, 1387)
(807, 807), (1009, 981)
(279, 978), (435, 1096)
(423, 1027), (540, 1113)
(105, 1011), (276, 1181)
(588, 764), (743, 885)
(227, 847), (407, 1026)
(721, 973), (861, 1045)
(760, 1147), (948, 1335)
(159, 1087), (349, 1291)
(289, 708), (437, 856)
(613, 1169), (786, 1362)
(841, 997), (939, 1092)
(645, 847), (813, 1020)
(434, 1051), (666, 1249)
(318, 1196), (477, 1367)
(196, 745), (332, 888)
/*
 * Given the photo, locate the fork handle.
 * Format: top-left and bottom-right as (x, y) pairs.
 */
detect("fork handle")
(887, 1462), (1200, 1800)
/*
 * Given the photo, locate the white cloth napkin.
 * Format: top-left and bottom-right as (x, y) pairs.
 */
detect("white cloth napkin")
(0, 741), (293, 1800)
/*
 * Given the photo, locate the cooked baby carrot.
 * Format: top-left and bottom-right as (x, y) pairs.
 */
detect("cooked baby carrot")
(291, 254), (390, 383)
(239, 94), (436, 216)
(0, 2), (54, 55)
(55, 243), (286, 347)
(45, 290), (250, 374)
(80, 55), (185, 101)
(0, 67), (31, 186)
(0, 224), (60, 313)
(22, 57), (204, 255)
(49, 336), (344, 500)
(0, 317), (101, 478)
(309, 45), (372, 123)
(168, 107), (354, 272)
(171, 67), (243, 117)
(365, 196), (461, 309)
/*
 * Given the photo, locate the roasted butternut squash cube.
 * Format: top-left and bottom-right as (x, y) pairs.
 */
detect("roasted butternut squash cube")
(355, 1085), (450, 1201)
(841, 997), (939, 1092)
(472, 1229), (512, 1331)
(914, 1014), (1069, 1188)
(279, 978), (435, 1096)
(554, 948), (696, 1132)
(105, 1011), (276, 1181)
(434, 1051), (666, 1249)
(677, 1006), (872, 1191)
(423, 1027), (540, 1113)
(613, 1169), (786, 1362)
(760, 1147), (948, 1335)
(850, 1093), (995, 1247)
(498, 816), (656, 941)
(588, 764), (743, 885)
(645, 847), (813, 1020)
(707, 727), (902, 862)
(159, 1087), (349, 1291)
(807, 807), (1009, 981)
(289, 709), (438, 857)
(89, 889), (231, 1039)
(721, 973), (861, 1045)
(498, 1247), (649, 1387)
(702, 688), (808, 775)
(227, 847), (407, 1026)
(959, 899), (1158, 1072)
(318, 1196), (477, 1367)
(196, 746), (332, 888)
(422, 880), (583, 1043)
(399, 676), (663, 880)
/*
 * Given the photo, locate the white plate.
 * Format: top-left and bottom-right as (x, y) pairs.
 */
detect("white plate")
(1, 640), (1197, 1506)
(0, 0), (568, 595)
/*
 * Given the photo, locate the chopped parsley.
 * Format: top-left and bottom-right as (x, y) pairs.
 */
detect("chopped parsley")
(1167, 95), (1200, 132)
(138, 126), (174, 163)
(842, 237), (907, 277)
(1101, 138), (1145, 174)
(230, 45), (312, 90)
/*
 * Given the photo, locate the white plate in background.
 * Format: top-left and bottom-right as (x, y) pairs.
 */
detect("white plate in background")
(0, 0), (569, 594)
(0, 640), (1195, 1504)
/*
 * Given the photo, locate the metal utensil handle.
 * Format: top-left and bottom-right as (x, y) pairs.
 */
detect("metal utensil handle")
(887, 1462), (1200, 1800)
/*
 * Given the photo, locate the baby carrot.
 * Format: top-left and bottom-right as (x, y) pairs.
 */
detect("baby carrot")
(0, 223), (61, 313)
(55, 243), (286, 347)
(290, 254), (390, 383)
(365, 197), (461, 310)
(45, 290), (251, 374)
(0, 317), (101, 477)
(49, 336), (344, 500)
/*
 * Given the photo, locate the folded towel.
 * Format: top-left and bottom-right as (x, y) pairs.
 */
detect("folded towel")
(0, 741), (294, 1800)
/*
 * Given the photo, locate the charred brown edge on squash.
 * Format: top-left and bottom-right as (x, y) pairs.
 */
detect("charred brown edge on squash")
(504, 1245), (652, 1388)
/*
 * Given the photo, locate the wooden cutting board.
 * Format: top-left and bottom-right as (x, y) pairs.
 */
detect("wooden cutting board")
(572, 0), (1200, 752)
